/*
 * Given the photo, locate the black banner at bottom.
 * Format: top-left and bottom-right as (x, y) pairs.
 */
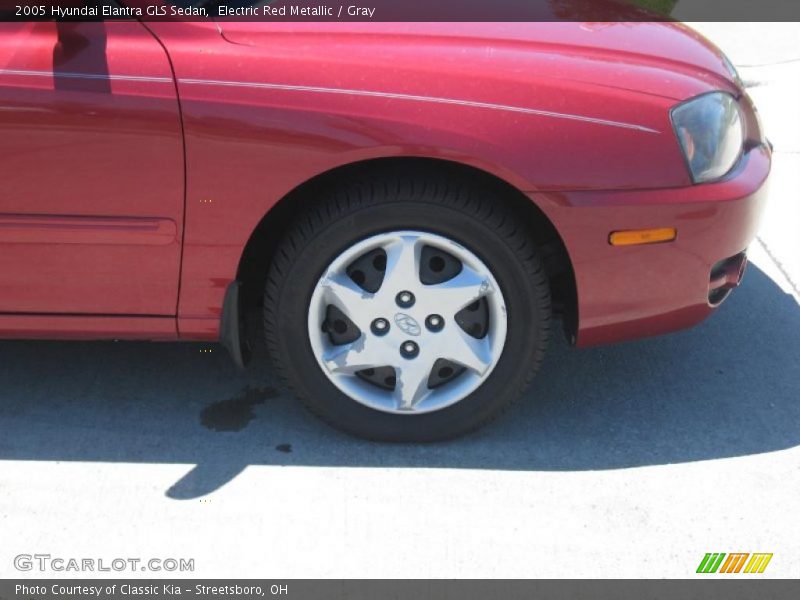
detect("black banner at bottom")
(2, 580), (799, 600)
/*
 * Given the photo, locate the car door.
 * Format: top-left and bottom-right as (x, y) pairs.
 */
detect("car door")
(0, 20), (184, 315)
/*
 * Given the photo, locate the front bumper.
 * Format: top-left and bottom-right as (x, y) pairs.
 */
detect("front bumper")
(535, 144), (771, 347)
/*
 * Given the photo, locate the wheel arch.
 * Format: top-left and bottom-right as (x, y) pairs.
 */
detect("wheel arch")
(236, 157), (578, 343)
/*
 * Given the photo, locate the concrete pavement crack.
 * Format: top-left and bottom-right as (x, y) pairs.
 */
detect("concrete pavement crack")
(736, 58), (800, 68)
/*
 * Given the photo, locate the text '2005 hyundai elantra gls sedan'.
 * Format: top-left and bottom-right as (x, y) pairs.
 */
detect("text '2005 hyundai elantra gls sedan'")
(0, 17), (770, 440)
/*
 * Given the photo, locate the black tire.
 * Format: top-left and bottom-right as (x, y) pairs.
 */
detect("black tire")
(264, 170), (551, 441)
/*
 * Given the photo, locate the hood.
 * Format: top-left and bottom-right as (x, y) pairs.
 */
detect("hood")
(218, 21), (738, 101)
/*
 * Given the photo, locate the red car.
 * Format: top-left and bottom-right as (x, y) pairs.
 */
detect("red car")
(0, 18), (770, 441)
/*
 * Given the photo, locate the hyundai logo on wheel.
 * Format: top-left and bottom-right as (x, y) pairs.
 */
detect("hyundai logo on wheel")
(394, 313), (421, 336)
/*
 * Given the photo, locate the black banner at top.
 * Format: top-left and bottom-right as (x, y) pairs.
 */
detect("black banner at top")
(3, 0), (800, 22)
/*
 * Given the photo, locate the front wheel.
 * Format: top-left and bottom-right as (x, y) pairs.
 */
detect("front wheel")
(264, 174), (551, 441)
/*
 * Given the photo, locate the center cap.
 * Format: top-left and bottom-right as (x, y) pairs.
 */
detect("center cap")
(394, 313), (421, 336)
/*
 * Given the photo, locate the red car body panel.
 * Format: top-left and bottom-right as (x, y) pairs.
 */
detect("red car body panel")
(0, 20), (770, 347)
(0, 21), (184, 317)
(537, 145), (769, 346)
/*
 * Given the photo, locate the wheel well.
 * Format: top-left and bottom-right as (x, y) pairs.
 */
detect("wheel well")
(236, 157), (578, 343)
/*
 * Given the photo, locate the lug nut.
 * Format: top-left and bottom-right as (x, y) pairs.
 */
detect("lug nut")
(400, 340), (419, 359)
(396, 291), (415, 308)
(425, 314), (444, 332)
(371, 318), (390, 336)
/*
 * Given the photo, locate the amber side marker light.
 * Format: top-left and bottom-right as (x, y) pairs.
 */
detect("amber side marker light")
(609, 228), (677, 246)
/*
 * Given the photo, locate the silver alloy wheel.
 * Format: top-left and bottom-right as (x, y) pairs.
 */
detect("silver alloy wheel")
(307, 230), (508, 414)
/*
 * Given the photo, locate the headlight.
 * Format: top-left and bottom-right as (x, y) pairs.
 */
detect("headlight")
(671, 92), (744, 184)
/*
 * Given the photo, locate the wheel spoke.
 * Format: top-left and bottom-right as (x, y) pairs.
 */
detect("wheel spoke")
(320, 272), (373, 328)
(427, 264), (495, 315)
(323, 336), (382, 375)
(382, 236), (421, 291)
(442, 328), (493, 375)
(393, 360), (434, 411)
